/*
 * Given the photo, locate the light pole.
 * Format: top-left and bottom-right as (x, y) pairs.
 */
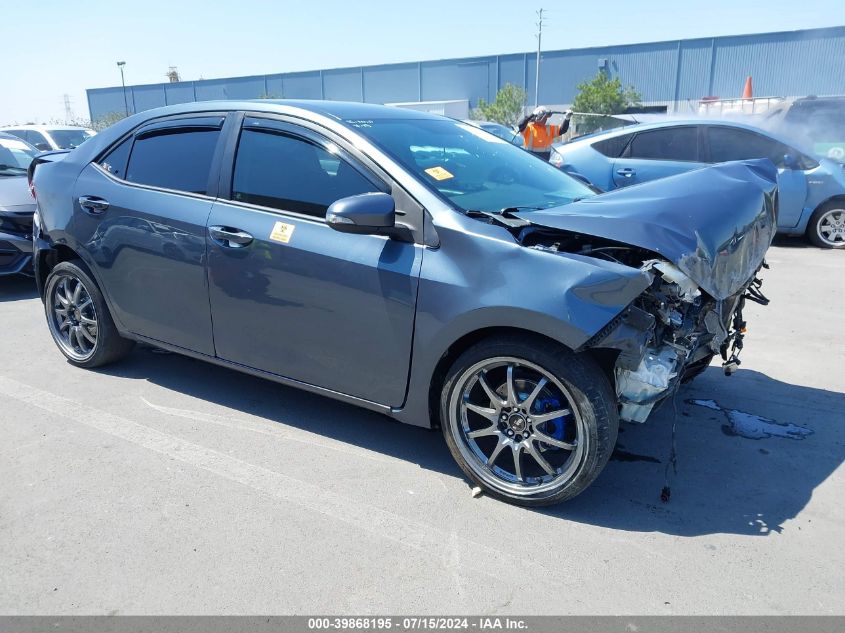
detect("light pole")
(116, 61), (128, 117)
(534, 9), (545, 109)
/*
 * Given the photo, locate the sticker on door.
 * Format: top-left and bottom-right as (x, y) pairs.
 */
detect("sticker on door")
(269, 221), (295, 244)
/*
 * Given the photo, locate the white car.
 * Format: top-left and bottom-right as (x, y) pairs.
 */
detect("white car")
(0, 125), (95, 151)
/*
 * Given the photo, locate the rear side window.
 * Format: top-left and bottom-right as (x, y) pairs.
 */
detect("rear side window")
(126, 128), (220, 194)
(592, 134), (632, 158)
(626, 127), (699, 161)
(231, 128), (382, 218)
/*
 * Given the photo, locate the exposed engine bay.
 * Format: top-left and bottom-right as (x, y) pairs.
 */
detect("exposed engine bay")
(518, 226), (769, 423)
(468, 160), (778, 424)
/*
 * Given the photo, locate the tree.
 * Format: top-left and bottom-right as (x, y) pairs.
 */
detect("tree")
(572, 71), (642, 133)
(472, 83), (527, 126)
(90, 112), (129, 132)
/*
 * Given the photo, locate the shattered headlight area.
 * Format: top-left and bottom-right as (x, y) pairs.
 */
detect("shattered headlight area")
(591, 259), (769, 423)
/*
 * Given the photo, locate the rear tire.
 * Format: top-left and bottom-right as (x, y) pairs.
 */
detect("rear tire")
(44, 260), (134, 368)
(807, 203), (845, 249)
(440, 335), (618, 507)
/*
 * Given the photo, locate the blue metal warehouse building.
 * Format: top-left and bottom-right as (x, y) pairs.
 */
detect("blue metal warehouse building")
(87, 26), (845, 121)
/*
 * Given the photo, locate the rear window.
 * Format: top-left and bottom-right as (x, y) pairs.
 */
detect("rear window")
(125, 128), (220, 194)
(626, 127), (699, 161)
(592, 134), (632, 158)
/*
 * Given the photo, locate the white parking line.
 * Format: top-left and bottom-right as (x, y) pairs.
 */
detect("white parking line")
(0, 375), (563, 589)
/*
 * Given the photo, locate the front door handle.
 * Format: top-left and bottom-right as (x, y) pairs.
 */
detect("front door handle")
(209, 225), (254, 248)
(616, 168), (636, 177)
(78, 196), (109, 214)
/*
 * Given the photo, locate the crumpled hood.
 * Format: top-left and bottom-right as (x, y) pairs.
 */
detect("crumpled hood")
(513, 160), (778, 300)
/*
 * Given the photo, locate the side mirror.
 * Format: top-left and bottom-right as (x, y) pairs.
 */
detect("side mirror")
(783, 153), (800, 170)
(326, 192), (395, 235)
(35, 143), (51, 151)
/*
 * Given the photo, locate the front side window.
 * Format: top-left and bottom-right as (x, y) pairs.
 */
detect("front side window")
(231, 128), (382, 217)
(125, 128), (220, 193)
(626, 127), (699, 161)
(354, 118), (595, 213)
(708, 127), (800, 168)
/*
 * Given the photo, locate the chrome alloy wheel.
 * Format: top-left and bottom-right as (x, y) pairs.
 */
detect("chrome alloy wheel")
(46, 273), (99, 362)
(447, 357), (588, 496)
(817, 208), (845, 246)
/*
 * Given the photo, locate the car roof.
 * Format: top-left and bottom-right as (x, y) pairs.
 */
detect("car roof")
(99, 100), (444, 124)
(558, 118), (807, 152)
(0, 124), (94, 131)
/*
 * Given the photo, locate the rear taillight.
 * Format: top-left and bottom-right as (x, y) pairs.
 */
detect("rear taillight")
(29, 182), (36, 199)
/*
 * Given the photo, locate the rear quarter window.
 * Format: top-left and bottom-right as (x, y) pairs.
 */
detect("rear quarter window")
(591, 134), (632, 158)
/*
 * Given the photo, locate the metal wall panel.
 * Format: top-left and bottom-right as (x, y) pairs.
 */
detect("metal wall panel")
(421, 59), (491, 103)
(194, 76), (265, 101)
(87, 26), (845, 122)
(363, 63), (419, 103)
(280, 72), (322, 99)
(323, 68), (363, 101)
(131, 84), (167, 112)
(164, 82), (195, 105)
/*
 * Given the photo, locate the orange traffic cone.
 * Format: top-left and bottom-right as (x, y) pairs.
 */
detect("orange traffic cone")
(742, 76), (753, 100)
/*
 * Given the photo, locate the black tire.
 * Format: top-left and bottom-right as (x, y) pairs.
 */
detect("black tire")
(807, 202), (845, 249)
(440, 335), (618, 507)
(43, 260), (134, 368)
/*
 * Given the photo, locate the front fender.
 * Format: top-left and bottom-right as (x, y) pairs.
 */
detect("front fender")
(392, 217), (651, 427)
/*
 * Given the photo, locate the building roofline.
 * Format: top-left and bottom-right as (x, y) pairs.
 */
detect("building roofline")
(87, 25), (845, 94)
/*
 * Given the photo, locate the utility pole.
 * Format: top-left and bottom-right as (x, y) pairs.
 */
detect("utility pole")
(116, 61), (128, 117)
(534, 8), (545, 108)
(62, 94), (74, 123)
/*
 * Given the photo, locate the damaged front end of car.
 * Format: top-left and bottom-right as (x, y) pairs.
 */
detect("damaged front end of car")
(511, 160), (778, 424)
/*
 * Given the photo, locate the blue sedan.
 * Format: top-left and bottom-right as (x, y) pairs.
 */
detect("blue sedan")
(550, 120), (845, 248)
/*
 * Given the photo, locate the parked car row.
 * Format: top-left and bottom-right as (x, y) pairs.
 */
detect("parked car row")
(0, 124), (96, 151)
(0, 133), (38, 276)
(25, 100), (778, 506)
(548, 119), (845, 249)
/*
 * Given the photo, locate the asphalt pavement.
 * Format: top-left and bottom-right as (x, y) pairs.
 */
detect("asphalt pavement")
(1, 241), (843, 614)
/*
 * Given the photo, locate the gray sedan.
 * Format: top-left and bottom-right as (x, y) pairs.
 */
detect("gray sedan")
(30, 101), (776, 506)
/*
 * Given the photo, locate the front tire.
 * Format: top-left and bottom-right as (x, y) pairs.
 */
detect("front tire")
(440, 336), (618, 506)
(44, 260), (134, 368)
(807, 203), (845, 249)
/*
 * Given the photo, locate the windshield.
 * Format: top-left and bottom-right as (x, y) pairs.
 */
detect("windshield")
(48, 128), (95, 149)
(353, 118), (595, 213)
(0, 138), (36, 176)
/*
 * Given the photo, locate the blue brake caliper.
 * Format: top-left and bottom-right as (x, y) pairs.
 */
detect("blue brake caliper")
(521, 392), (567, 448)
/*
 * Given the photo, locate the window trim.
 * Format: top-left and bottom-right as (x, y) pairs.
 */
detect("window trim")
(622, 125), (703, 163)
(92, 112), (230, 197)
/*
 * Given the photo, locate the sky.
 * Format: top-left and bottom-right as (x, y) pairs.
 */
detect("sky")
(2, 0), (843, 124)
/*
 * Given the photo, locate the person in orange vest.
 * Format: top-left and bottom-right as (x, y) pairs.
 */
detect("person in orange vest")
(517, 106), (573, 161)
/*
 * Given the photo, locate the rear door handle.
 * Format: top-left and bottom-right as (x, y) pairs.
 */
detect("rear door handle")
(616, 168), (636, 177)
(209, 225), (254, 248)
(78, 196), (109, 214)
